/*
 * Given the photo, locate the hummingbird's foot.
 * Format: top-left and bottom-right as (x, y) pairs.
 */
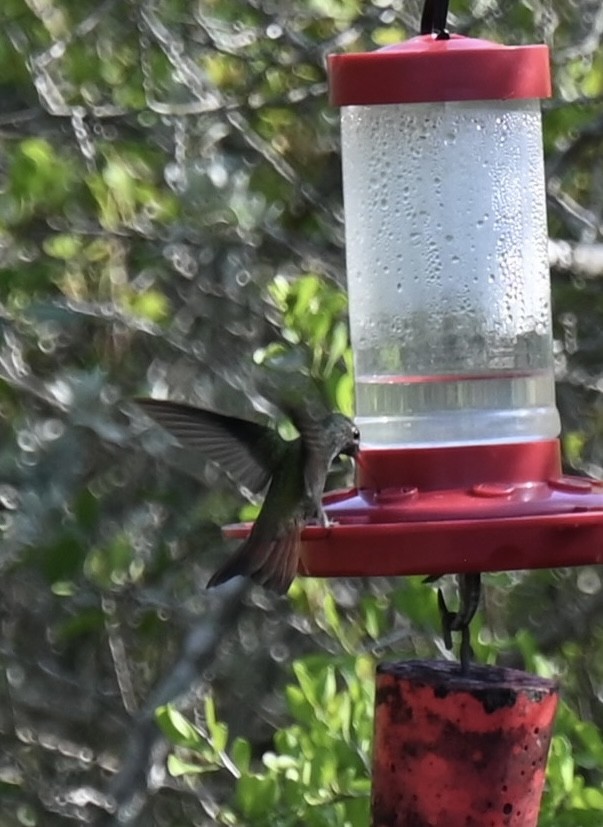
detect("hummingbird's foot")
(459, 625), (473, 675)
(434, 573), (481, 673)
(437, 588), (454, 650)
(315, 506), (330, 527)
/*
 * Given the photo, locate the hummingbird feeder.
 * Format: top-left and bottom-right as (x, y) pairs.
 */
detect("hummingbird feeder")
(224, 1), (603, 823)
(226, 16), (603, 593)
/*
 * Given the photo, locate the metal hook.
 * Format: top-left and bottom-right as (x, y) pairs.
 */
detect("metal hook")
(420, 0), (451, 40)
(436, 573), (481, 673)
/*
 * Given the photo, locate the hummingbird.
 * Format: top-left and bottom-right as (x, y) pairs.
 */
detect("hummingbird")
(135, 397), (360, 593)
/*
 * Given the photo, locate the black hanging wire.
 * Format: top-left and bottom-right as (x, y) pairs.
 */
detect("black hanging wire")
(420, 0), (451, 40)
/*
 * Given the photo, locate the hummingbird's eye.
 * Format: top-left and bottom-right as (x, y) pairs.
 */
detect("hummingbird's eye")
(352, 427), (360, 441)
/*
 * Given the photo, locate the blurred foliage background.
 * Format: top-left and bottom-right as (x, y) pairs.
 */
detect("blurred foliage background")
(1, 0), (603, 824)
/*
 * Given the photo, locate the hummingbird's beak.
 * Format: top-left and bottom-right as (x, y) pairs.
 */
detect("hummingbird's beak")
(341, 444), (359, 458)
(353, 450), (380, 490)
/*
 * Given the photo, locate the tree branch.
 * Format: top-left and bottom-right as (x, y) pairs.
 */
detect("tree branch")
(97, 577), (249, 826)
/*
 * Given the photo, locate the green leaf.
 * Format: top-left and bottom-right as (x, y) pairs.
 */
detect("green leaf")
(156, 706), (204, 749)
(362, 596), (382, 639)
(315, 665), (336, 706)
(262, 752), (298, 771)
(322, 591), (341, 636)
(286, 685), (313, 725)
(324, 320), (349, 376)
(550, 736), (575, 793)
(167, 755), (212, 777)
(574, 720), (603, 765)
(235, 774), (279, 818)
(239, 502), (261, 521)
(128, 290), (170, 323)
(335, 373), (355, 417)
(43, 234), (82, 260)
(205, 694), (229, 753)
(20, 137), (54, 166)
(293, 661), (318, 708)
(582, 787), (603, 809)
(231, 737), (251, 774)
(50, 581), (76, 597)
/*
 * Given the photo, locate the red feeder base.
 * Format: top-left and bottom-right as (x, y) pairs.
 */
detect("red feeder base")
(372, 661), (558, 827)
(224, 440), (603, 577)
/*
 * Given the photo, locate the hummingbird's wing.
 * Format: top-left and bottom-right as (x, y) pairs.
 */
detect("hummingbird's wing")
(135, 398), (286, 495)
(255, 368), (333, 509)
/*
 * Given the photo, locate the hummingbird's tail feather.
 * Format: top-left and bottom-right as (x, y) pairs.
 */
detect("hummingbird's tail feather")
(206, 524), (301, 594)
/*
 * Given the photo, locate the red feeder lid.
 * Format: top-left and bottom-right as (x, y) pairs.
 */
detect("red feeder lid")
(328, 34), (551, 106)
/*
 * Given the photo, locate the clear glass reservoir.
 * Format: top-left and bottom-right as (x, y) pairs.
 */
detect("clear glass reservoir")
(341, 99), (560, 447)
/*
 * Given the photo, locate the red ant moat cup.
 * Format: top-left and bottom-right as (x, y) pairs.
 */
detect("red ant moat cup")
(372, 661), (558, 827)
